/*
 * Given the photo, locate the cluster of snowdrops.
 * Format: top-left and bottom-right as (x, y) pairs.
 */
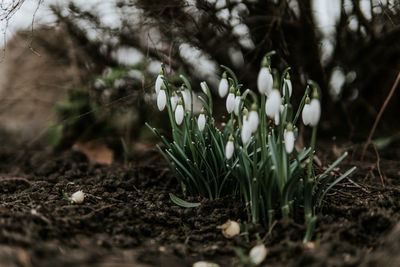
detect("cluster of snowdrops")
(147, 51), (355, 243)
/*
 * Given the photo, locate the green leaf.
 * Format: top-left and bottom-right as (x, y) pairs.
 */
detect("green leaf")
(169, 193), (201, 208)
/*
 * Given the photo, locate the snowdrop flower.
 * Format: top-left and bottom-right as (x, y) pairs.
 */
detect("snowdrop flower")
(71, 190), (85, 204)
(265, 89), (281, 119)
(249, 244), (268, 265)
(241, 109), (252, 145)
(217, 220), (240, 238)
(226, 87), (235, 114)
(175, 99), (184, 125)
(200, 81), (208, 95)
(155, 72), (164, 94)
(225, 135), (234, 159)
(302, 89), (321, 126)
(257, 57), (273, 96)
(180, 85), (192, 111)
(282, 73), (292, 97)
(171, 91), (178, 111)
(284, 123), (295, 153)
(157, 86), (167, 111)
(302, 96), (311, 125)
(274, 99), (285, 126)
(197, 109), (206, 132)
(234, 91), (241, 116)
(248, 104), (259, 133)
(218, 72), (229, 98)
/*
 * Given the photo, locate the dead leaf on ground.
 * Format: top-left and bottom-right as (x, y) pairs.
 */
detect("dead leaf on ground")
(73, 141), (114, 165)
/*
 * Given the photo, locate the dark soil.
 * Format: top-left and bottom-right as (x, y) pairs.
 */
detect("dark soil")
(1, 136), (400, 267)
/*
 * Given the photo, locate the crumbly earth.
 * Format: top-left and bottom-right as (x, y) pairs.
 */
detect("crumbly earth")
(1, 137), (400, 267)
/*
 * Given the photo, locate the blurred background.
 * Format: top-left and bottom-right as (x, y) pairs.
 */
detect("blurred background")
(1, 0), (399, 160)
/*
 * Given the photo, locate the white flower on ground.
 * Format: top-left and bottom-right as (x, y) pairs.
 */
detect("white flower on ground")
(265, 89), (281, 118)
(171, 91), (178, 111)
(249, 244), (268, 265)
(218, 72), (229, 98)
(200, 81), (208, 94)
(234, 92), (241, 116)
(175, 99), (184, 125)
(226, 87), (235, 113)
(71, 190), (85, 204)
(248, 104), (259, 133)
(193, 261), (220, 267)
(284, 123), (295, 153)
(157, 87), (167, 111)
(225, 135), (234, 159)
(217, 220), (240, 238)
(155, 73), (164, 94)
(197, 110), (206, 132)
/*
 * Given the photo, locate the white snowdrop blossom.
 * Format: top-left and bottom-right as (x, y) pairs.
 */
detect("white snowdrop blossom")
(175, 100), (184, 125)
(157, 88), (167, 111)
(226, 87), (235, 113)
(171, 92), (178, 111)
(197, 111), (206, 132)
(181, 86), (192, 111)
(249, 244), (268, 265)
(257, 67), (273, 96)
(225, 136), (234, 159)
(248, 105), (259, 133)
(302, 104), (311, 126)
(218, 72), (229, 98)
(265, 89), (281, 118)
(241, 110), (252, 145)
(308, 98), (321, 126)
(284, 124), (295, 153)
(200, 81), (208, 94)
(155, 73), (164, 94)
(283, 78), (292, 97)
(234, 92), (241, 116)
(274, 103), (284, 125)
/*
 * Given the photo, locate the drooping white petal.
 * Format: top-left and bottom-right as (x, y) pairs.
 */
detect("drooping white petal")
(234, 95), (241, 116)
(182, 90), (192, 111)
(175, 104), (184, 125)
(283, 79), (292, 97)
(200, 82), (208, 94)
(241, 120), (252, 145)
(257, 67), (273, 96)
(302, 103), (311, 126)
(197, 113), (206, 132)
(226, 92), (235, 113)
(71, 190), (85, 204)
(309, 99), (321, 126)
(274, 112), (280, 125)
(248, 110), (259, 133)
(155, 74), (163, 94)
(225, 140), (234, 159)
(157, 90), (166, 111)
(249, 244), (268, 265)
(284, 130), (295, 153)
(218, 78), (229, 98)
(171, 95), (178, 111)
(265, 90), (281, 118)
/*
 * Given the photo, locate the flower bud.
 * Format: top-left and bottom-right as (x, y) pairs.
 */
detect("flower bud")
(217, 220), (240, 238)
(284, 123), (295, 153)
(181, 85), (191, 111)
(175, 100), (184, 125)
(302, 96), (311, 125)
(71, 190), (85, 204)
(218, 72), (229, 98)
(283, 78), (292, 98)
(234, 92), (241, 116)
(157, 87), (167, 111)
(198, 110), (206, 132)
(249, 244), (268, 265)
(225, 135), (234, 159)
(200, 81), (208, 94)
(155, 73), (164, 94)
(248, 104), (259, 133)
(226, 87), (235, 113)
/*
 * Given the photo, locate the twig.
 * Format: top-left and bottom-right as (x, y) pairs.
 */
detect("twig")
(372, 143), (385, 186)
(361, 72), (400, 160)
(0, 177), (32, 184)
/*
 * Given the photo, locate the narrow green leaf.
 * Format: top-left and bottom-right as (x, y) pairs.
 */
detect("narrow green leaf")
(169, 193), (201, 208)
